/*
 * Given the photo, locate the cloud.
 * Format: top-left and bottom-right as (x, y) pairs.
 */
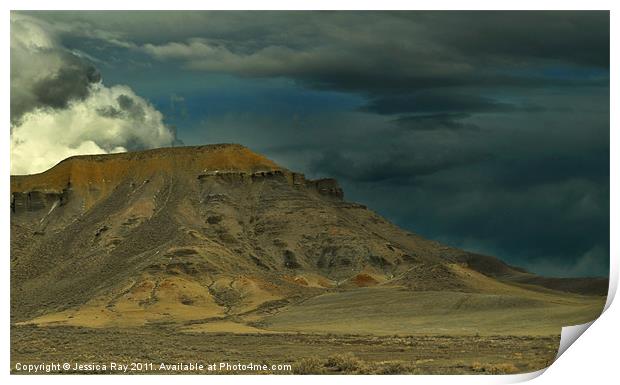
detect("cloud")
(521, 244), (609, 277)
(10, 13), (101, 122)
(360, 92), (524, 115)
(310, 147), (492, 184)
(10, 13), (177, 175)
(392, 113), (479, 131)
(11, 84), (174, 175)
(425, 11), (610, 68)
(142, 38), (352, 79)
(135, 12), (608, 93)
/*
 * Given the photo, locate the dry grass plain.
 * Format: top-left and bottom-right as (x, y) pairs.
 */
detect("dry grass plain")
(11, 325), (561, 374)
(11, 286), (604, 375)
(256, 287), (605, 336)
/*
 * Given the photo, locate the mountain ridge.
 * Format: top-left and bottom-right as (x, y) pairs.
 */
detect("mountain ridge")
(10, 144), (606, 333)
(11, 144), (343, 211)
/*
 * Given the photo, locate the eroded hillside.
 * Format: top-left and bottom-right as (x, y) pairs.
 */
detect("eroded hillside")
(10, 144), (606, 335)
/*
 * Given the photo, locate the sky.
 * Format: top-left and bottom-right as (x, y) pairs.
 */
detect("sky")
(9, 11), (609, 277)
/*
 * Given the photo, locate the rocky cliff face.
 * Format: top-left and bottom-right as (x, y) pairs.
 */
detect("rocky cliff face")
(10, 144), (606, 329)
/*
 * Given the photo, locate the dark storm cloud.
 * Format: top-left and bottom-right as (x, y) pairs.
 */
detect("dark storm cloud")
(310, 147), (493, 184)
(490, 151), (610, 190)
(132, 11), (608, 94)
(392, 113), (478, 132)
(360, 93), (521, 115)
(116, 94), (147, 121)
(32, 11), (609, 88)
(19, 11), (609, 277)
(31, 60), (99, 106)
(416, 175), (609, 275)
(10, 45), (101, 123)
(95, 94), (147, 122)
(422, 11), (610, 68)
(96, 106), (123, 119)
(30, 10), (608, 70)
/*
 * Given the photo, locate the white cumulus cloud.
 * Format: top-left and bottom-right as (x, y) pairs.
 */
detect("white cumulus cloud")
(11, 84), (175, 175)
(10, 12), (177, 175)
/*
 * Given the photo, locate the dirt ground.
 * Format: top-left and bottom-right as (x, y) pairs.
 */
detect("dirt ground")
(11, 325), (559, 374)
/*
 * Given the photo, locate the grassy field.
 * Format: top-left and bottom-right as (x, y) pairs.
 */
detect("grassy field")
(256, 287), (605, 336)
(11, 284), (605, 374)
(11, 325), (560, 374)
(10, 286), (604, 374)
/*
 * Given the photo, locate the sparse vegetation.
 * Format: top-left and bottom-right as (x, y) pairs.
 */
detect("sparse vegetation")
(325, 353), (362, 372)
(470, 361), (520, 374)
(206, 215), (222, 224)
(11, 326), (559, 374)
(293, 357), (325, 374)
(283, 250), (300, 269)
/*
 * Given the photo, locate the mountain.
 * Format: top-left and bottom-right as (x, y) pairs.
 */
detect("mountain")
(10, 144), (606, 334)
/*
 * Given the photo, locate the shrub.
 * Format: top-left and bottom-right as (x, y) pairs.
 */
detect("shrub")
(470, 361), (520, 374)
(283, 250), (300, 269)
(325, 353), (362, 373)
(292, 357), (325, 374)
(374, 361), (416, 374)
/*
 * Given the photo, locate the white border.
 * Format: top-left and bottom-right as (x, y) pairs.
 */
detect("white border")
(2, 0), (617, 10)
(2, 2), (617, 385)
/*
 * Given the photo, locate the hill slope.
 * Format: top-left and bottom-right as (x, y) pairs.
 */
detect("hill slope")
(10, 144), (606, 334)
